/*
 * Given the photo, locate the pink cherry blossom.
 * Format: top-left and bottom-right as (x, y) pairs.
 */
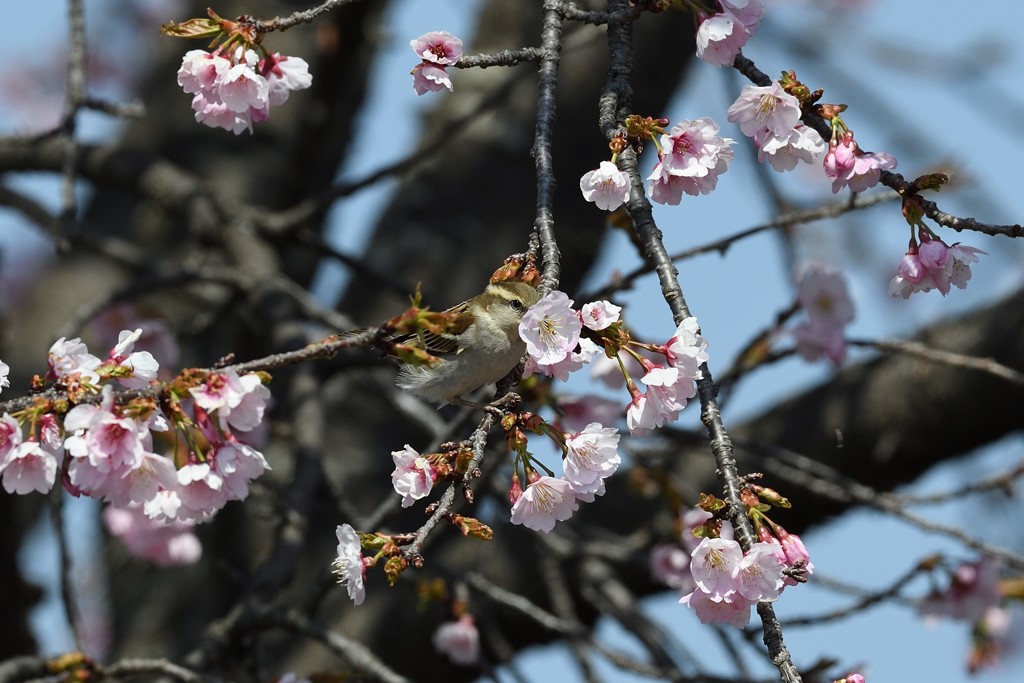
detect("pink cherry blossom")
(412, 63), (455, 95)
(107, 328), (160, 389)
(825, 134), (896, 193)
(843, 675), (866, 683)
(792, 319), (847, 364)
(563, 422), (621, 496)
(48, 337), (102, 383)
(650, 544), (694, 590)
(626, 365), (694, 435)
(736, 542), (785, 601)
(410, 31), (464, 65)
(770, 530), (814, 585)
(664, 316), (709, 380)
(509, 475), (578, 532)
(580, 161), (631, 211)
(720, 0), (765, 30)
(177, 47), (311, 134)
(0, 440), (60, 494)
(391, 444), (435, 508)
(177, 49), (230, 95)
(218, 49), (269, 113)
(0, 413), (21, 460)
(103, 504), (202, 566)
(580, 300), (621, 331)
(889, 237), (985, 299)
(690, 537), (743, 600)
(333, 523), (366, 605)
(519, 291), (583, 366)
(265, 53), (312, 107)
(919, 557), (1002, 624)
(680, 588), (752, 628)
(756, 125), (825, 172)
(658, 117), (735, 178)
(432, 615), (480, 665)
(727, 82), (802, 139)
(798, 265), (855, 327)
(525, 337), (601, 382)
(190, 369), (270, 433)
(695, 12), (750, 67)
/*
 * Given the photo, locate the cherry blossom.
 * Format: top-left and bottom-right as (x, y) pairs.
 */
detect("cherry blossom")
(647, 118), (734, 203)
(842, 675), (866, 683)
(689, 537), (743, 600)
(410, 31), (464, 65)
(0, 413), (20, 459)
(626, 365), (695, 435)
(919, 557), (1002, 624)
(107, 328), (160, 389)
(525, 337), (600, 382)
(519, 291), (583, 366)
(103, 504), (202, 566)
(391, 444), (435, 508)
(799, 265), (855, 327)
(736, 542), (785, 601)
(562, 422), (621, 496)
(177, 47), (311, 134)
(579, 160), (631, 211)
(721, 0), (765, 30)
(265, 53), (312, 107)
(756, 125), (825, 172)
(410, 31), (463, 95)
(790, 265), (854, 364)
(792, 319), (847, 364)
(509, 475), (578, 532)
(695, 12), (750, 67)
(48, 336), (102, 383)
(824, 133), (896, 193)
(680, 588), (752, 628)
(580, 300), (621, 331)
(664, 316), (709, 379)
(432, 615), (480, 665)
(333, 523), (366, 605)
(889, 236), (985, 299)
(0, 440), (60, 495)
(190, 369), (270, 433)
(412, 63), (455, 95)
(770, 529), (815, 585)
(727, 82), (802, 139)
(650, 544), (694, 590)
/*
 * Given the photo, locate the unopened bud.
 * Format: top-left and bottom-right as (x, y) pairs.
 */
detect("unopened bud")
(508, 474), (523, 505)
(384, 556), (408, 586)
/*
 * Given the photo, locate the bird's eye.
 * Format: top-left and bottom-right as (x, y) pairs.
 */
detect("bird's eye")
(510, 299), (524, 312)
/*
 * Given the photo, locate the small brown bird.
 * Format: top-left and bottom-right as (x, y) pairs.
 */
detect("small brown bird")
(394, 281), (540, 405)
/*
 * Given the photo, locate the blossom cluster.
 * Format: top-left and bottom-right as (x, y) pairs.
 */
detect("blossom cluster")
(889, 232), (985, 299)
(177, 47), (311, 134)
(788, 265), (855, 365)
(410, 31), (463, 95)
(727, 82), (825, 174)
(695, 0), (765, 67)
(679, 526), (813, 627)
(918, 556), (1009, 672)
(519, 291), (708, 437)
(579, 118), (736, 212)
(0, 331), (271, 566)
(823, 131), (896, 194)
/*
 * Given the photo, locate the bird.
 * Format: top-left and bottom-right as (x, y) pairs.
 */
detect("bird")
(393, 280), (540, 406)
